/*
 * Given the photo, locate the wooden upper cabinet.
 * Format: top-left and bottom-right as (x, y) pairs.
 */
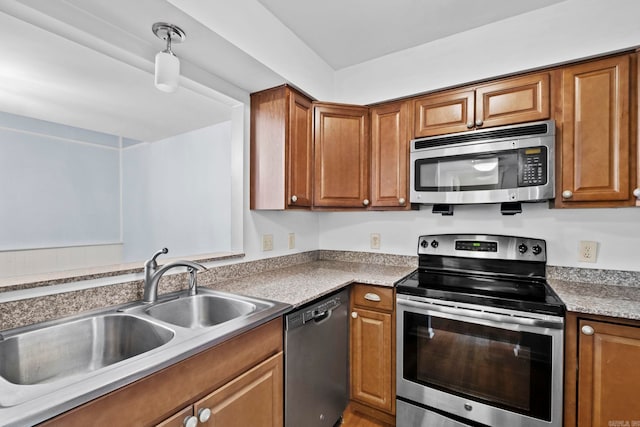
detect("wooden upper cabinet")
(287, 91), (313, 207)
(556, 55), (633, 207)
(576, 319), (640, 427)
(250, 85), (312, 210)
(370, 101), (410, 209)
(314, 103), (370, 208)
(413, 89), (474, 137)
(475, 73), (550, 128)
(413, 72), (550, 138)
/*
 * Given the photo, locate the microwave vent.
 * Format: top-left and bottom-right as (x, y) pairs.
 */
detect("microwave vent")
(414, 122), (550, 150)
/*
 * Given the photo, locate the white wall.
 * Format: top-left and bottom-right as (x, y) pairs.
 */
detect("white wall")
(334, 0), (640, 104)
(318, 203), (640, 271)
(122, 122), (233, 262)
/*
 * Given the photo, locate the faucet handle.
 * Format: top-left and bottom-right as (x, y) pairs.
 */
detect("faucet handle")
(145, 247), (168, 268)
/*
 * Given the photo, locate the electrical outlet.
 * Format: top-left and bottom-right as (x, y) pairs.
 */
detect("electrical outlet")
(370, 233), (381, 250)
(579, 240), (598, 263)
(262, 234), (273, 251)
(288, 233), (295, 249)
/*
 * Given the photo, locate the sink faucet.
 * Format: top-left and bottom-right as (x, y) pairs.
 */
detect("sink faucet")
(143, 248), (207, 303)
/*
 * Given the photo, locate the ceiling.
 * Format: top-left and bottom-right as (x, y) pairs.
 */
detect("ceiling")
(0, 0), (571, 140)
(257, 0), (567, 69)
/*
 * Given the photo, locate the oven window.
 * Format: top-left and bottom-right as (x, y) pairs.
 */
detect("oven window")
(415, 151), (517, 192)
(402, 312), (552, 420)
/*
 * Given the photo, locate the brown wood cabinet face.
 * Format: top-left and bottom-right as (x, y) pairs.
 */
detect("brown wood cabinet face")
(156, 407), (194, 427)
(195, 352), (283, 427)
(350, 307), (393, 413)
(577, 319), (640, 427)
(314, 103), (370, 208)
(412, 72), (550, 138)
(413, 89), (474, 137)
(287, 90), (313, 207)
(558, 55), (632, 207)
(250, 85), (313, 210)
(370, 101), (410, 209)
(475, 73), (550, 128)
(350, 284), (395, 421)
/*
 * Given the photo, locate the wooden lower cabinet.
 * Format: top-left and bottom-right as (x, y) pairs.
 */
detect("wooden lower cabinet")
(349, 284), (395, 425)
(40, 319), (283, 427)
(156, 407), (194, 427)
(195, 353), (283, 427)
(565, 312), (640, 427)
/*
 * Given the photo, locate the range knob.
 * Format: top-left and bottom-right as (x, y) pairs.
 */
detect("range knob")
(518, 243), (528, 254)
(420, 239), (428, 248)
(532, 245), (542, 255)
(431, 240), (439, 248)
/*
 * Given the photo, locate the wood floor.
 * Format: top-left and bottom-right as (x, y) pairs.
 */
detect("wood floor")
(341, 406), (393, 427)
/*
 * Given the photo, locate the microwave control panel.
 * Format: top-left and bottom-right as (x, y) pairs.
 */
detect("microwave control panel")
(518, 147), (547, 186)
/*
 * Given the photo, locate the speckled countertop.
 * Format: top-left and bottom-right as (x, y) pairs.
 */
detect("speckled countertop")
(207, 259), (415, 307)
(547, 266), (640, 320)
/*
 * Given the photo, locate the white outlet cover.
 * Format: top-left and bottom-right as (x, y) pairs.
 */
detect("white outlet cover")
(578, 240), (598, 263)
(370, 233), (381, 250)
(288, 233), (295, 249)
(262, 234), (274, 251)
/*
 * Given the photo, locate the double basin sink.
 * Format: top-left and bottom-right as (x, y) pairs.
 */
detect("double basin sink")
(0, 288), (290, 424)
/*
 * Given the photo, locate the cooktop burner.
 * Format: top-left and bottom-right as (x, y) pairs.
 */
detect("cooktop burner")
(395, 234), (565, 316)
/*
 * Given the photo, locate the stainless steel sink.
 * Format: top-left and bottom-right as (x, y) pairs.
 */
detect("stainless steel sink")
(0, 287), (291, 426)
(145, 293), (257, 328)
(0, 314), (174, 385)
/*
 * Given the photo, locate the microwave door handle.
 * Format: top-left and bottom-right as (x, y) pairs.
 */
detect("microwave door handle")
(396, 298), (563, 329)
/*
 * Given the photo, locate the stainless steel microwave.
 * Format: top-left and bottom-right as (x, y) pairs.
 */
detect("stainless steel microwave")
(410, 120), (555, 205)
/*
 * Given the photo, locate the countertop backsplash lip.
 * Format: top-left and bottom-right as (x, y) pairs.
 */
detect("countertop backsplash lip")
(4, 251), (640, 331)
(0, 251), (246, 292)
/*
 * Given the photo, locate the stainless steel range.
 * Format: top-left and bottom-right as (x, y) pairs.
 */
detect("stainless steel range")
(395, 234), (565, 427)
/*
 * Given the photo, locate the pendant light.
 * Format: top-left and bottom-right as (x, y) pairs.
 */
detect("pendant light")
(152, 22), (186, 93)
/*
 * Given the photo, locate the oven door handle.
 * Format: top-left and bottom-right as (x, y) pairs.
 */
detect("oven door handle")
(396, 298), (564, 329)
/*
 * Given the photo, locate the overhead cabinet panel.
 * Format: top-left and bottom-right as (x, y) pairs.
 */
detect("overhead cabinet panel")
(558, 55), (631, 206)
(313, 103), (370, 208)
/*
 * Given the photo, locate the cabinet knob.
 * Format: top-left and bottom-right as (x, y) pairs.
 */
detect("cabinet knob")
(351, 311), (358, 319)
(466, 121), (474, 129)
(475, 119), (484, 127)
(398, 197), (406, 205)
(198, 407), (212, 423)
(291, 195), (298, 203)
(633, 188), (640, 199)
(183, 416), (198, 427)
(363, 199), (370, 206)
(562, 190), (573, 199)
(581, 325), (595, 336)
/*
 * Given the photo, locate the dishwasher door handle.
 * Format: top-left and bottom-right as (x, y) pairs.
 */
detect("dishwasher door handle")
(312, 309), (332, 324)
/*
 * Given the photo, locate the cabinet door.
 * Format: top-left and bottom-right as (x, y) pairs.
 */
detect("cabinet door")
(413, 88), (474, 137)
(370, 101), (410, 208)
(475, 72), (550, 128)
(287, 90), (313, 207)
(350, 307), (393, 413)
(577, 320), (640, 427)
(314, 103), (370, 208)
(156, 407), (194, 427)
(558, 55), (632, 207)
(195, 352), (283, 427)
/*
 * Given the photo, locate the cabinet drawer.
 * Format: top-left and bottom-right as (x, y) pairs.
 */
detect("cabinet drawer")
(352, 284), (394, 311)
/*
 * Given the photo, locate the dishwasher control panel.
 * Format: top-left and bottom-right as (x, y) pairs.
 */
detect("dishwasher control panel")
(285, 293), (344, 330)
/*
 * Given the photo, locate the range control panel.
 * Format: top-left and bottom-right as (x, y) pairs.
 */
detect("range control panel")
(418, 234), (546, 262)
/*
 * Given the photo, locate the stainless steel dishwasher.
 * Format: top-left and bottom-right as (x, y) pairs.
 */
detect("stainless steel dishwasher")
(284, 288), (349, 427)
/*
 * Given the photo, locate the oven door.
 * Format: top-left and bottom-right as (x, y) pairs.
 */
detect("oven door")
(396, 295), (563, 427)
